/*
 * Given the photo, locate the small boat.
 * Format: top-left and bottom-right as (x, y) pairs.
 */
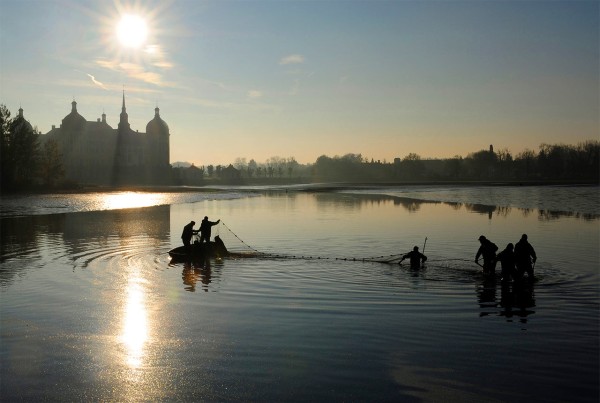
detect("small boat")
(168, 235), (229, 262)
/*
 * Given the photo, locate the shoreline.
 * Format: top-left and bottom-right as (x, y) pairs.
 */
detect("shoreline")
(1, 179), (597, 196)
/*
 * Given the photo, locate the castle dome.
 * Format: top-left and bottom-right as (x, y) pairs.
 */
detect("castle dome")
(11, 106), (33, 133)
(61, 100), (86, 128)
(146, 106), (169, 134)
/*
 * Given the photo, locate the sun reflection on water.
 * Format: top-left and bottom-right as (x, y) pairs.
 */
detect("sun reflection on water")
(102, 192), (166, 210)
(121, 276), (148, 368)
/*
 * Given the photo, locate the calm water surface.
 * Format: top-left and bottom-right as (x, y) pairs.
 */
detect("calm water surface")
(1, 186), (598, 402)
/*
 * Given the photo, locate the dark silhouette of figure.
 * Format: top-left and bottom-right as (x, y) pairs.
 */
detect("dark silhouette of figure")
(181, 220), (198, 247)
(475, 235), (498, 275)
(400, 246), (427, 269)
(514, 234), (537, 280)
(199, 216), (220, 243)
(213, 235), (228, 257)
(496, 243), (517, 282)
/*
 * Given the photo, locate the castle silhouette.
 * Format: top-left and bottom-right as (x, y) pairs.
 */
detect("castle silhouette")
(42, 92), (170, 185)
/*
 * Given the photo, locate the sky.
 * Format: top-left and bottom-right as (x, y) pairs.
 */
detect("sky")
(1, 0), (598, 166)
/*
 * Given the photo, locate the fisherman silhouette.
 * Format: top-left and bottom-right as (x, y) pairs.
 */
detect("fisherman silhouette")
(400, 246), (427, 269)
(181, 220), (198, 247)
(496, 243), (517, 282)
(514, 234), (537, 280)
(199, 216), (220, 243)
(475, 235), (498, 275)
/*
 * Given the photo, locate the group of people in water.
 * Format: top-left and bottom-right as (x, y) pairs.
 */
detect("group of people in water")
(476, 234), (537, 281)
(182, 218), (537, 282)
(181, 216), (221, 247)
(399, 234), (537, 282)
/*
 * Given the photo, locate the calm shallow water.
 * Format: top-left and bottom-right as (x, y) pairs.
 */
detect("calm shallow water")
(1, 186), (598, 402)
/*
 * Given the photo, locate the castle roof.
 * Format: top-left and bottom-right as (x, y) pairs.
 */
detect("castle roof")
(61, 100), (86, 127)
(11, 106), (33, 133)
(146, 106), (169, 134)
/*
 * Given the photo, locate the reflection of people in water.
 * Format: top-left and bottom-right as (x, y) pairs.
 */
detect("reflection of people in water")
(182, 260), (212, 292)
(515, 234), (537, 280)
(199, 216), (220, 243)
(500, 281), (536, 322)
(496, 243), (517, 282)
(475, 235), (498, 275)
(400, 246), (427, 269)
(181, 220), (198, 247)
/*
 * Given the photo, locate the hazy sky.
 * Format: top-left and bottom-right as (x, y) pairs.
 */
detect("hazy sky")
(1, 0), (598, 165)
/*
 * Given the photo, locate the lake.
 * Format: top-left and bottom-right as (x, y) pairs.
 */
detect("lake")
(1, 185), (598, 402)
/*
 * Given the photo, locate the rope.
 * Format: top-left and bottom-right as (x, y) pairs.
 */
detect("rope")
(220, 221), (265, 255)
(219, 222), (478, 266)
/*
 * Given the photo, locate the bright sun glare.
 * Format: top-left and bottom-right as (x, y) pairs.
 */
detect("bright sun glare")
(116, 14), (148, 48)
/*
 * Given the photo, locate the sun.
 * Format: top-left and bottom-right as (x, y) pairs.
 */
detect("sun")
(116, 14), (148, 48)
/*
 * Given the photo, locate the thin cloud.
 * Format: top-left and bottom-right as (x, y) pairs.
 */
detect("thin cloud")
(95, 59), (173, 87)
(86, 73), (107, 90)
(279, 54), (305, 65)
(144, 44), (175, 69)
(247, 90), (263, 99)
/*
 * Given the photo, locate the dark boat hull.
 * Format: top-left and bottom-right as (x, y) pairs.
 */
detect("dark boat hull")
(168, 237), (228, 262)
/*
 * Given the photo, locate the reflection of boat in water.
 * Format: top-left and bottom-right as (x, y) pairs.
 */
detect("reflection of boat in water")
(168, 235), (229, 262)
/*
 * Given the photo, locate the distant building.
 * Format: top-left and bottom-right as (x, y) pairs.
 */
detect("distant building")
(42, 93), (170, 185)
(181, 164), (205, 185)
(221, 164), (241, 180)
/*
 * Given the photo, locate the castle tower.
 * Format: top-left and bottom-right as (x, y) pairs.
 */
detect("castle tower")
(118, 90), (130, 131)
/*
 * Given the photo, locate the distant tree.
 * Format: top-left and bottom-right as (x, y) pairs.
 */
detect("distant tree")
(400, 153), (424, 180)
(575, 140), (599, 180)
(248, 159), (258, 178)
(207, 164), (214, 177)
(403, 153), (421, 161)
(234, 157), (247, 175)
(466, 149), (497, 179)
(514, 149), (536, 179)
(1, 104), (40, 190)
(444, 155), (463, 180)
(538, 143), (567, 179)
(0, 105), (12, 189)
(495, 148), (513, 179)
(39, 139), (65, 187)
(215, 165), (223, 178)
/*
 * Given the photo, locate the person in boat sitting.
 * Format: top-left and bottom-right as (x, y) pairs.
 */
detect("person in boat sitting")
(400, 246), (427, 269)
(496, 243), (517, 282)
(181, 220), (199, 247)
(199, 216), (221, 243)
(475, 235), (498, 275)
(514, 234), (537, 280)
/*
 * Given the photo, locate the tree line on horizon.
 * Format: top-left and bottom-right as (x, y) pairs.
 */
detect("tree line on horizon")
(188, 141), (599, 184)
(1, 104), (598, 191)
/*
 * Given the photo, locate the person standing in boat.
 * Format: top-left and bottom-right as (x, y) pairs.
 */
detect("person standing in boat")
(475, 235), (498, 275)
(400, 246), (427, 269)
(199, 216), (221, 243)
(496, 243), (517, 282)
(181, 220), (198, 248)
(514, 234), (537, 280)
